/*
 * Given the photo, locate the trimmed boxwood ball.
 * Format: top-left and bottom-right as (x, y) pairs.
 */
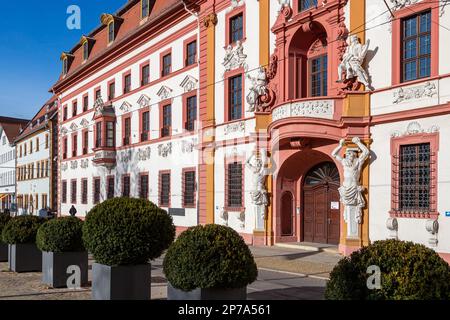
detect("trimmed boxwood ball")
(0, 213), (11, 244)
(2, 215), (45, 245)
(325, 239), (450, 300)
(82, 197), (175, 266)
(163, 224), (258, 292)
(36, 216), (84, 252)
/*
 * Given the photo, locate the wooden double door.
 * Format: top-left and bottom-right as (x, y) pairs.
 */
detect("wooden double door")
(303, 162), (340, 245)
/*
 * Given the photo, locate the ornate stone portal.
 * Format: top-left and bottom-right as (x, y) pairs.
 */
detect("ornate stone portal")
(331, 137), (369, 238)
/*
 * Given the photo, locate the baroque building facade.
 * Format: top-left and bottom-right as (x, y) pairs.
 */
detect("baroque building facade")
(51, 0), (450, 261)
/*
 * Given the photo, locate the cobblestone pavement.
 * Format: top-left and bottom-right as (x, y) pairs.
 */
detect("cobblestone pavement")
(0, 246), (341, 300)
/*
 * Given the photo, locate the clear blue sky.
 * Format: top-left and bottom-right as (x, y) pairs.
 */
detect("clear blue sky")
(0, 0), (126, 120)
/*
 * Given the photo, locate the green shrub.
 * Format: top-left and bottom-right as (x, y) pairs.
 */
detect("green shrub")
(82, 197), (175, 266)
(2, 215), (45, 245)
(325, 239), (450, 300)
(0, 213), (11, 244)
(163, 224), (258, 292)
(36, 216), (84, 252)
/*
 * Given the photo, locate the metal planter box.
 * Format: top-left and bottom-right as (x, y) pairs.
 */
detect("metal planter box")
(8, 244), (42, 273)
(167, 283), (247, 300)
(42, 251), (89, 288)
(92, 263), (151, 300)
(0, 244), (7, 262)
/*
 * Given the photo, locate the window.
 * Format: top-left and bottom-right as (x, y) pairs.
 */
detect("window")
(310, 55), (328, 97)
(186, 41), (197, 66)
(398, 143), (431, 212)
(63, 106), (68, 121)
(229, 75), (243, 121)
(183, 170), (196, 207)
(81, 179), (88, 204)
(162, 54), (171, 77)
(141, 0), (150, 19)
(45, 134), (49, 149)
(30, 141), (33, 154)
(141, 64), (150, 86)
(123, 74), (131, 94)
(108, 82), (115, 101)
(107, 176), (115, 199)
(402, 11), (431, 82)
(63, 137), (68, 159)
(72, 101), (78, 117)
(83, 131), (89, 155)
(95, 89), (102, 101)
(106, 121), (115, 147)
(160, 172), (170, 206)
(139, 174), (149, 199)
(161, 105), (172, 137)
(63, 58), (68, 75)
(83, 41), (89, 61)
(45, 160), (49, 178)
(185, 96), (197, 131)
(227, 162), (243, 208)
(299, 0), (318, 11)
(229, 14), (244, 44)
(95, 122), (102, 148)
(62, 181), (67, 203)
(72, 134), (78, 157)
(83, 95), (89, 112)
(36, 162), (40, 179)
(36, 138), (40, 152)
(122, 176), (131, 197)
(141, 111), (150, 142)
(123, 117), (131, 146)
(71, 180), (77, 204)
(108, 22), (115, 43)
(93, 178), (101, 204)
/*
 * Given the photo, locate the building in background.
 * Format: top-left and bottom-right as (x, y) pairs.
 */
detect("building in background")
(14, 98), (58, 215)
(49, 0), (450, 262)
(0, 117), (29, 212)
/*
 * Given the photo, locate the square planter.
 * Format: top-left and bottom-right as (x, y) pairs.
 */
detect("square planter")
(8, 244), (42, 273)
(42, 251), (89, 288)
(167, 283), (247, 300)
(0, 244), (7, 262)
(92, 263), (151, 300)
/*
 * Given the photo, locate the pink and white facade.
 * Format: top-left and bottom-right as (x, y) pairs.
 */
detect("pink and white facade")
(49, 0), (450, 261)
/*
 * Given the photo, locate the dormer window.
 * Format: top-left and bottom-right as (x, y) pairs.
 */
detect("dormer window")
(60, 52), (74, 76)
(108, 21), (115, 43)
(142, 0), (150, 19)
(83, 40), (89, 61)
(62, 58), (68, 75)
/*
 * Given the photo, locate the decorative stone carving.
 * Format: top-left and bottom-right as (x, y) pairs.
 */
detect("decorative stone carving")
(180, 75), (198, 93)
(70, 161), (78, 170)
(80, 119), (89, 128)
(181, 139), (197, 154)
(61, 163), (68, 172)
(332, 137), (370, 238)
(120, 150), (132, 163)
(60, 127), (68, 136)
(277, 0), (290, 8)
(157, 86), (172, 101)
(228, 0), (245, 12)
(390, 122), (440, 137)
(389, 0), (419, 11)
(392, 81), (437, 104)
(337, 35), (371, 90)
(220, 208), (229, 226)
(93, 96), (105, 118)
(224, 121), (245, 135)
(272, 100), (334, 121)
(120, 101), (132, 113)
(441, 1), (450, 16)
(425, 219), (439, 247)
(70, 123), (78, 131)
(158, 143), (172, 158)
(246, 67), (268, 112)
(203, 13), (218, 28)
(137, 94), (151, 108)
(80, 159), (89, 169)
(238, 211), (245, 229)
(386, 217), (398, 240)
(137, 147), (151, 161)
(222, 40), (248, 76)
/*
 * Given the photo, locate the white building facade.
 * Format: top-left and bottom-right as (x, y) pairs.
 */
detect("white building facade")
(50, 0), (450, 262)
